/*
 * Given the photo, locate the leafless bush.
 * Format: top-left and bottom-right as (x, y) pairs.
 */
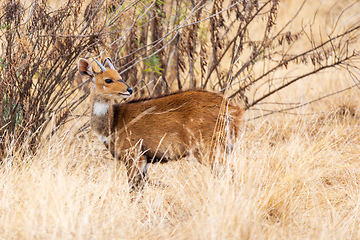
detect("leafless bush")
(0, 0), (359, 159)
(106, 0), (360, 112)
(0, 0), (107, 158)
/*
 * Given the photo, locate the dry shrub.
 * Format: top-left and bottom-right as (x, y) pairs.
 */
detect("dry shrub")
(0, 0), (108, 158)
(1, 0), (359, 159)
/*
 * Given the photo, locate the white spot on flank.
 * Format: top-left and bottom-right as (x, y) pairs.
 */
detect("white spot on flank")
(226, 113), (233, 154)
(93, 102), (109, 115)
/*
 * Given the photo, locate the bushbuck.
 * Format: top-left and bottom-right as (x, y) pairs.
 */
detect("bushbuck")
(77, 57), (243, 190)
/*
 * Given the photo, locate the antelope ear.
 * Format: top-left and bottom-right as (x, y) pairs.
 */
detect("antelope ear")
(103, 57), (116, 70)
(78, 58), (94, 80)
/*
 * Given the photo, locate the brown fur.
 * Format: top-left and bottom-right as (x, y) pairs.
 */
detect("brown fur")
(78, 58), (243, 190)
(113, 90), (242, 160)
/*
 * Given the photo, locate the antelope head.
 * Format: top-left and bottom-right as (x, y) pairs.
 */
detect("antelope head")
(77, 57), (133, 99)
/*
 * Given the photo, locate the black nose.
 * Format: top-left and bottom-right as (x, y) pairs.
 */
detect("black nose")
(127, 88), (133, 95)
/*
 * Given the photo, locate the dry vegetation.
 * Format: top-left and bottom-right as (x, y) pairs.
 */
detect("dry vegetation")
(1, 0), (360, 239)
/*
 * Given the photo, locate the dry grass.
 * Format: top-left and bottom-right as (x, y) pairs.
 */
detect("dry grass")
(1, 0), (360, 239)
(2, 84), (360, 239)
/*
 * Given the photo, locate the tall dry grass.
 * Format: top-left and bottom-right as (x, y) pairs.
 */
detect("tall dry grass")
(1, 0), (360, 239)
(1, 91), (360, 239)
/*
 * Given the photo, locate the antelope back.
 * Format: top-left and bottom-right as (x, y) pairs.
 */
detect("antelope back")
(77, 58), (132, 99)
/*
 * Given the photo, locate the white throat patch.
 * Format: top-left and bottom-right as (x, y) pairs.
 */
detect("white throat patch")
(93, 102), (110, 115)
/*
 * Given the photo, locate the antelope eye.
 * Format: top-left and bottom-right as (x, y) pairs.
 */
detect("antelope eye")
(105, 79), (114, 84)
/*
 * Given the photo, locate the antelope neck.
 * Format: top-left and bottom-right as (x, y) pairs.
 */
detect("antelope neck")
(91, 94), (113, 141)
(91, 93), (111, 115)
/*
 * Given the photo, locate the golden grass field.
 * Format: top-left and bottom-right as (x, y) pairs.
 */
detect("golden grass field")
(1, 0), (360, 239)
